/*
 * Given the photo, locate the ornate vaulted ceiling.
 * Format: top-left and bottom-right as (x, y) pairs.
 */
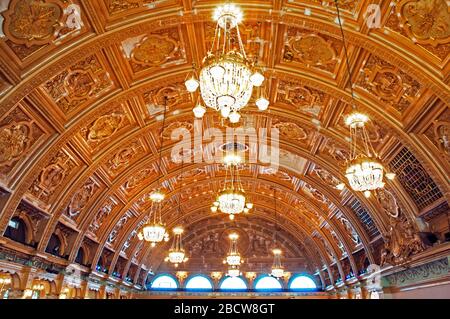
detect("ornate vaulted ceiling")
(0, 0), (448, 289)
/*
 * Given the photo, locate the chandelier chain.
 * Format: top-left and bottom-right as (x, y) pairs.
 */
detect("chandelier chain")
(334, 0), (356, 109)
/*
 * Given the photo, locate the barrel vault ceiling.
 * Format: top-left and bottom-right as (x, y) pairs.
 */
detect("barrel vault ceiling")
(0, 0), (448, 288)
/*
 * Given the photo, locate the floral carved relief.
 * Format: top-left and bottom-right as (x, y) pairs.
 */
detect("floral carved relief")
(28, 149), (77, 204)
(65, 178), (100, 221)
(337, 215), (361, 245)
(144, 82), (191, 112)
(0, 122), (32, 166)
(43, 55), (114, 114)
(3, 1), (86, 61)
(89, 197), (119, 235)
(107, 211), (134, 246)
(131, 34), (179, 66)
(123, 167), (156, 192)
(356, 55), (422, 113)
(376, 188), (400, 218)
(3, 0), (65, 47)
(273, 122), (309, 141)
(397, 0), (450, 47)
(87, 113), (124, 142)
(104, 140), (145, 178)
(275, 81), (325, 116)
(284, 32), (337, 67)
(0, 106), (46, 179)
(434, 121), (450, 157)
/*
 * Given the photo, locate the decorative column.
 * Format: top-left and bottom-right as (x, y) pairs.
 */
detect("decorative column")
(245, 272), (257, 289)
(210, 272), (223, 290)
(176, 271), (188, 288)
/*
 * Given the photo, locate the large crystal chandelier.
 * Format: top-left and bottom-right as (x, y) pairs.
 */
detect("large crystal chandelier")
(223, 233), (243, 276)
(138, 97), (169, 246)
(165, 227), (189, 267)
(333, 2), (395, 198)
(210, 153), (253, 220)
(343, 113), (395, 198)
(185, 3), (268, 123)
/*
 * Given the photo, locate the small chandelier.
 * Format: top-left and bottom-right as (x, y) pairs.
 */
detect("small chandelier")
(139, 190), (169, 247)
(227, 265), (241, 277)
(270, 249), (284, 278)
(211, 154), (253, 220)
(165, 227), (189, 267)
(223, 233), (243, 267)
(333, 2), (395, 198)
(185, 3), (268, 122)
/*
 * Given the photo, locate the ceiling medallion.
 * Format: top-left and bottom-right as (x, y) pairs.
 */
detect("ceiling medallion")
(333, 2), (395, 198)
(186, 3), (268, 123)
(165, 227), (189, 267)
(210, 153), (253, 220)
(223, 233), (243, 277)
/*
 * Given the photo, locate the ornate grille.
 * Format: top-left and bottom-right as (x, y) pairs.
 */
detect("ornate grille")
(349, 199), (380, 240)
(389, 147), (443, 211)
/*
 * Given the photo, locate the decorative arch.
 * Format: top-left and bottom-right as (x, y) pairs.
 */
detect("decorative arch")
(149, 274), (179, 290)
(254, 275), (283, 290)
(185, 275), (214, 290)
(288, 274), (318, 290)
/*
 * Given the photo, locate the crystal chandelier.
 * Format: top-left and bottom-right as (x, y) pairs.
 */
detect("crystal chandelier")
(211, 154), (253, 220)
(165, 227), (189, 267)
(224, 233), (242, 266)
(343, 113), (395, 198)
(138, 97), (169, 246)
(139, 190), (169, 247)
(334, 2), (395, 198)
(185, 3), (269, 123)
(223, 233), (243, 276)
(270, 249), (284, 278)
(227, 265), (241, 277)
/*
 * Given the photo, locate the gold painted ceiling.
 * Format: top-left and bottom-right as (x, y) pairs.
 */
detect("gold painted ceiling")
(0, 0), (449, 289)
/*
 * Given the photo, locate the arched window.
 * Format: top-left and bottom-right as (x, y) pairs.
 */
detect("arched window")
(4, 217), (27, 244)
(185, 275), (213, 290)
(254, 276), (282, 290)
(150, 274), (178, 289)
(45, 234), (62, 256)
(75, 247), (85, 265)
(289, 275), (317, 290)
(219, 277), (247, 290)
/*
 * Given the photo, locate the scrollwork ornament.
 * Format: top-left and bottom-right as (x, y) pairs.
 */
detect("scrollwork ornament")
(4, 0), (65, 47)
